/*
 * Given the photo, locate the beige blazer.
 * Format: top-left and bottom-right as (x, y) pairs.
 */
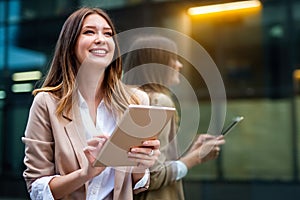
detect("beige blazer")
(134, 92), (185, 200)
(22, 92), (149, 200)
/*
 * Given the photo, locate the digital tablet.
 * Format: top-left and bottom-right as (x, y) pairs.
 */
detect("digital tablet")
(93, 104), (176, 167)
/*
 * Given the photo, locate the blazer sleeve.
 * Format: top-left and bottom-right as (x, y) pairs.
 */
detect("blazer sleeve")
(22, 92), (55, 192)
(147, 93), (180, 190)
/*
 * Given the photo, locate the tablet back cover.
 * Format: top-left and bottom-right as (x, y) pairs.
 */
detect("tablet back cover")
(93, 104), (175, 167)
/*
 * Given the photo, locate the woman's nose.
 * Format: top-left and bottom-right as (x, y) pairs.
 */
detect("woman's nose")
(176, 60), (183, 68)
(94, 34), (105, 44)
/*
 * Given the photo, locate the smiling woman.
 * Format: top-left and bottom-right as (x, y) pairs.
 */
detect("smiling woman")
(75, 14), (115, 67)
(21, 7), (161, 200)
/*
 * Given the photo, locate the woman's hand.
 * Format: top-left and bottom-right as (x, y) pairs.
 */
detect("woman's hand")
(82, 135), (108, 179)
(188, 134), (217, 153)
(128, 139), (161, 173)
(180, 134), (225, 169)
(128, 139), (160, 186)
(197, 134), (225, 163)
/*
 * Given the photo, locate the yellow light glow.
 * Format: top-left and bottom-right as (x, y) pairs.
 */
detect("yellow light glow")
(188, 0), (262, 16)
(294, 69), (300, 80)
(12, 70), (42, 82)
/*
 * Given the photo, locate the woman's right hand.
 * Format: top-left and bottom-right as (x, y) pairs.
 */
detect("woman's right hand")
(180, 134), (225, 169)
(83, 135), (108, 179)
(49, 135), (109, 199)
(196, 134), (225, 163)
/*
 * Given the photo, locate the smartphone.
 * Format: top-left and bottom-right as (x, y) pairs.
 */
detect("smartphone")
(221, 116), (244, 136)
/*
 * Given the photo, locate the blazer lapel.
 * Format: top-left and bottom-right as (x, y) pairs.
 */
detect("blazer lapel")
(63, 106), (88, 167)
(65, 121), (88, 169)
(63, 108), (90, 192)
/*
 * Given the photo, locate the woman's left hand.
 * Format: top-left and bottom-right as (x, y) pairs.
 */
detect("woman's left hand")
(128, 139), (160, 172)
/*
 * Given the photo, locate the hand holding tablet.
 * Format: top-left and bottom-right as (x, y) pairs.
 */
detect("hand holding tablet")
(92, 104), (175, 167)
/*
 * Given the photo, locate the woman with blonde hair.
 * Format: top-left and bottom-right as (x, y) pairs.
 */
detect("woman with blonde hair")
(22, 7), (161, 200)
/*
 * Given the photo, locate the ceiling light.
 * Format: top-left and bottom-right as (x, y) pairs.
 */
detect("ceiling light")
(188, 0), (262, 16)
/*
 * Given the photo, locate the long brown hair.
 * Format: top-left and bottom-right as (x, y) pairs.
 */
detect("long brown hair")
(123, 35), (178, 94)
(34, 7), (139, 116)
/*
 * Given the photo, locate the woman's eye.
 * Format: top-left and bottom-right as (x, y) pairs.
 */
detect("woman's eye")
(104, 32), (113, 37)
(83, 30), (94, 34)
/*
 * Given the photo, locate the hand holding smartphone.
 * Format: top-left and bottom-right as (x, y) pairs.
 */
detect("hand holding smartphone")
(221, 116), (244, 136)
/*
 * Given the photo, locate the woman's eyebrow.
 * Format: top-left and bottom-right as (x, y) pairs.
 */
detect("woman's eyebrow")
(103, 26), (112, 31)
(82, 25), (97, 29)
(82, 25), (112, 30)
